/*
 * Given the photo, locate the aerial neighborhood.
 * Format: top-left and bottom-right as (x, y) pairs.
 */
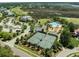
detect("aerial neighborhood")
(0, 3), (79, 57)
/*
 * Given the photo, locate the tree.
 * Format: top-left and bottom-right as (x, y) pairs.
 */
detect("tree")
(20, 36), (24, 41)
(9, 29), (12, 33)
(41, 49), (53, 57)
(13, 33), (17, 37)
(15, 38), (19, 44)
(46, 49), (53, 57)
(22, 24), (27, 30)
(60, 19), (68, 25)
(16, 30), (20, 35)
(53, 16), (60, 21)
(21, 40), (27, 45)
(41, 49), (49, 57)
(68, 22), (75, 32)
(53, 41), (62, 52)
(0, 45), (14, 57)
(0, 25), (3, 31)
(60, 26), (71, 47)
(21, 29), (24, 33)
(0, 32), (13, 41)
(67, 38), (79, 49)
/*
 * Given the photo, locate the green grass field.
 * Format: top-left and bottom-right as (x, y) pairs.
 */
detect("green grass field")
(16, 16), (20, 21)
(60, 17), (79, 24)
(0, 13), (2, 17)
(67, 18), (79, 24)
(38, 19), (49, 25)
(10, 7), (28, 16)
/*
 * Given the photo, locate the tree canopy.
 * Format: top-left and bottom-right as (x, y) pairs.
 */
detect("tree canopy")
(67, 38), (79, 49)
(60, 26), (71, 47)
(0, 32), (13, 41)
(0, 45), (14, 57)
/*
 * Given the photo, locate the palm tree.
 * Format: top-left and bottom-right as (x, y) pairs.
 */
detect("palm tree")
(68, 22), (75, 32)
(20, 36), (24, 41)
(9, 29), (12, 33)
(13, 33), (17, 37)
(0, 25), (3, 31)
(15, 38), (19, 44)
(27, 42), (30, 47)
(41, 49), (51, 57)
(21, 40), (27, 45)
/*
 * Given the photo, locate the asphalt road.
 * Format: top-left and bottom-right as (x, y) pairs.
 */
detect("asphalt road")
(11, 47), (31, 57)
(0, 40), (31, 57)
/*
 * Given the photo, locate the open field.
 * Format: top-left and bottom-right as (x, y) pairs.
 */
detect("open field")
(10, 7), (28, 16)
(67, 18), (79, 24)
(0, 13), (2, 17)
(60, 17), (79, 24)
(27, 8), (79, 18)
(38, 19), (49, 25)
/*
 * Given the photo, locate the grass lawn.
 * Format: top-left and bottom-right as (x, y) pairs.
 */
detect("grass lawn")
(0, 13), (2, 17)
(0, 32), (15, 41)
(67, 18), (79, 24)
(10, 7), (28, 16)
(15, 45), (40, 57)
(38, 19), (49, 25)
(60, 17), (79, 24)
(69, 38), (79, 47)
(16, 16), (20, 21)
(67, 52), (79, 57)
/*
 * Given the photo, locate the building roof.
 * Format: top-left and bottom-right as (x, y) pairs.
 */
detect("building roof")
(74, 29), (79, 35)
(27, 32), (56, 49)
(20, 16), (32, 22)
(34, 26), (42, 32)
(75, 29), (79, 32)
(49, 22), (62, 27)
(48, 31), (58, 36)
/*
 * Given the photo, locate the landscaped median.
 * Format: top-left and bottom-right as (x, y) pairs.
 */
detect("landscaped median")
(15, 45), (40, 57)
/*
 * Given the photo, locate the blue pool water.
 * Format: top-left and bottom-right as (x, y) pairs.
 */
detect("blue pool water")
(49, 22), (61, 27)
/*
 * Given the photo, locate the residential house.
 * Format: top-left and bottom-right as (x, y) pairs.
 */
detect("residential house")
(34, 24), (47, 32)
(0, 7), (7, 12)
(3, 10), (15, 16)
(0, 17), (22, 33)
(20, 16), (32, 22)
(34, 26), (42, 32)
(73, 29), (79, 37)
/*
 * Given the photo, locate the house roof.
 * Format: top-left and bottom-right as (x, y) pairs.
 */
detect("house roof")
(27, 32), (56, 49)
(75, 29), (79, 32)
(34, 26), (42, 32)
(20, 16), (32, 21)
(49, 22), (62, 27)
(74, 29), (79, 35)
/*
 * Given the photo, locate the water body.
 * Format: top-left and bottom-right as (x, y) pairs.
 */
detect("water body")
(72, 5), (79, 7)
